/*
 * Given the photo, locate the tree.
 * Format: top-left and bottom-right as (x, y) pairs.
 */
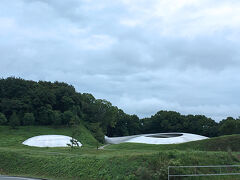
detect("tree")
(61, 96), (74, 111)
(23, 113), (35, 125)
(127, 115), (141, 135)
(107, 109), (129, 137)
(67, 115), (81, 149)
(197, 115), (218, 137)
(219, 117), (240, 135)
(62, 110), (74, 125)
(69, 114), (81, 126)
(87, 123), (105, 143)
(9, 112), (20, 129)
(52, 110), (62, 127)
(67, 137), (80, 149)
(38, 105), (54, 125)
(0, 113), (7, 125)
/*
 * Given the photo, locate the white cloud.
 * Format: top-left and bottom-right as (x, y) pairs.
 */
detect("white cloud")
(0, 17), (15, 30)
(1, 0), (240, 121)
(79, 34), (117, 50)
(120, 19), (142, 27)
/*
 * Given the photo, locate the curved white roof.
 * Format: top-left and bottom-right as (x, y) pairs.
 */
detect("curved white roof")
(22, 135), (82, 147)
(105, 133), (208, 145)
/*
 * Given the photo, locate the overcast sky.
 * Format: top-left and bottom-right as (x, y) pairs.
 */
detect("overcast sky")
(1, 0), (240, 121)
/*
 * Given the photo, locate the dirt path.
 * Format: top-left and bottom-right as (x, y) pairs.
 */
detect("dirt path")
(98, 144), (110, 150)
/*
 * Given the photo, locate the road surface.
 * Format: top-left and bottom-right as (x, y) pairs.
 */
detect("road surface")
(0, 176), (42, 180)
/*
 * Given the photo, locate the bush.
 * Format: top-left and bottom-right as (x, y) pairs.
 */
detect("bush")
(136, 167), (153, 180)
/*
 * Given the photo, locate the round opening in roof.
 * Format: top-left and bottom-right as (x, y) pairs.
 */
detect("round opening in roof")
(146, 133), (183, 138)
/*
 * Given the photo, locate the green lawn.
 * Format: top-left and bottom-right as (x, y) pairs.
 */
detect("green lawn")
(1, 126), (240, 180)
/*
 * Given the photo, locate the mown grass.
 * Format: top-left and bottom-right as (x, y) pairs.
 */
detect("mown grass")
(1, 126), (240, 179)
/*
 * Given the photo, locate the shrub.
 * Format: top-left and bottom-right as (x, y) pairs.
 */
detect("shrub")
(136, 167), (153, 180)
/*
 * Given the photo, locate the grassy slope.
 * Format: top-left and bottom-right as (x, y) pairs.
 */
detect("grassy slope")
(0, 125), (98, 147)
(0, 126), (240, 180)
(1, 148), (239, 180)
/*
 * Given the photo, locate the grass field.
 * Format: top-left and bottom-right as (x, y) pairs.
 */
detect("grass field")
(1, 126), (240, 180)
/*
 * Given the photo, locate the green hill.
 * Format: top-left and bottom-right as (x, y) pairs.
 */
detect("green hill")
(1, 77), (240, 179)
(0, 125), (98, 147)
(0, 126), (240, 179)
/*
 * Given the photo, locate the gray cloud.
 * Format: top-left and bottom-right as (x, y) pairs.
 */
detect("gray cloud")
(1, 0), (240, 121)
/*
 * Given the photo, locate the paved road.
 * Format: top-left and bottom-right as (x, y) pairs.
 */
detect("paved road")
(0, 176), (42, 180)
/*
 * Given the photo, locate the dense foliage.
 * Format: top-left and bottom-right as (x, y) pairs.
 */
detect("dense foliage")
(0, 77), (239, 140)
(142, 111), (219, 137)
(0, 77), (142, 141)
(143, 112), (240, 137)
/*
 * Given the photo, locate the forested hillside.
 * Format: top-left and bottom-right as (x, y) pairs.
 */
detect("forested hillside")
(0, 77), (142, 142)
(0, 77), (239, 141)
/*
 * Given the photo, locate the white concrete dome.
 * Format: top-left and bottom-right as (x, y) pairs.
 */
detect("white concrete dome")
(22, 135), (82, 147)
(105, 133), (208, 145)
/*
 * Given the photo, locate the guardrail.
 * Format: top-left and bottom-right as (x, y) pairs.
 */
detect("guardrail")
(168, 165), (240, 180)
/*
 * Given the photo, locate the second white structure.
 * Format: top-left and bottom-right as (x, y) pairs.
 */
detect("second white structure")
(105, 133), (208, 145)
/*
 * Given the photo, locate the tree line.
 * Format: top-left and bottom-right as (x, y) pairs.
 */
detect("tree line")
(0, 77), (239, 142)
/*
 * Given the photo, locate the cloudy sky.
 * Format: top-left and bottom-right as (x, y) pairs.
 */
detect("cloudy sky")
(1, 0), (240, 121)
